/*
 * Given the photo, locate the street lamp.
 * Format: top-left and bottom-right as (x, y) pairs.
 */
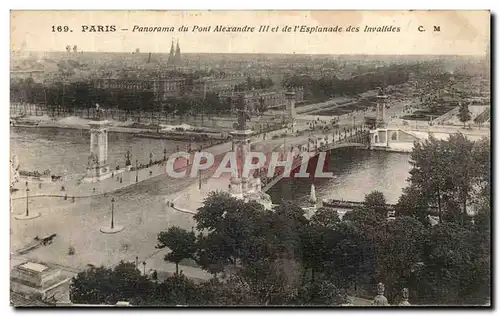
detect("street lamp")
(25, 181), (30, 217)
(135, 159), (138, 183)
(110, 198), (115, 229)
(198, 148), (202, 190)
(14, 181), (41, 220)
(100, 196), (124, 234)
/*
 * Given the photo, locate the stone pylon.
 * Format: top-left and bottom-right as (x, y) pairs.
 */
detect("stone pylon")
(83, 107), (112, 183)
(376, 88), (388, 128)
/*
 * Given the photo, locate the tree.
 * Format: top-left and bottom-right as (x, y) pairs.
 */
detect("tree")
(309, 206), (340, 229)
(471, 137), (491, 198)
(156, 227), (197, 274)
(295, 277), (348, 306)
(343, 207), (385, 230)
(144, 273), (202, 306)
(374, 217), (427, 301)
(197, 276), (256, 305)
(458, 103), (471, 128)
(195, 233), (229, 276)
(363, 190), (388, 217)
(271, 202), (309, 258)
(194, 192), (272, 272)
(237, 258), (303, 305)
(300, 225), (336, 282)
(194, 191), (242, 232)
(408, 136), (453, 223)
(395, 185), (432, 225)
(442, 133), (476, 224)
(70, 261), (152, 305)
(415, 222), (489, 305)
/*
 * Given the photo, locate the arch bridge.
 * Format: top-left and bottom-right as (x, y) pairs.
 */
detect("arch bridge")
(260, 127), (370, 192)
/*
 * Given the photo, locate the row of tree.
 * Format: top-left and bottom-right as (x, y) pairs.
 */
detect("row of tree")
(10, 78), (235, 115)
(282, 65), (410, 101)
(233, 77), (274, 92)
(70, 133), (490, 306)
(10, 76), (276, 115)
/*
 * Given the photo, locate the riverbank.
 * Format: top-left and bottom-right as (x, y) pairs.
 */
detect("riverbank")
(10, 115), (231, 139)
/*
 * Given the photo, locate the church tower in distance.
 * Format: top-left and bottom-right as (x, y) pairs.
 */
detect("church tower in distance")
(175, 39), (181, 64)
(167, 39), (182, 67)
(167, 39), (175, 66)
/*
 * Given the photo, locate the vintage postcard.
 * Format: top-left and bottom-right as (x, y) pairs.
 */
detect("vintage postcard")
(10, 10), (491, 307)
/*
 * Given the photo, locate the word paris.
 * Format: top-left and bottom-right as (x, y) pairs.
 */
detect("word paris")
(165, 151), (333, 179)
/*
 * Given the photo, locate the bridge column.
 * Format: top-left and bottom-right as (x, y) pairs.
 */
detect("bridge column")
(83, 115), (111, 183)
(376, 87), (388, 128)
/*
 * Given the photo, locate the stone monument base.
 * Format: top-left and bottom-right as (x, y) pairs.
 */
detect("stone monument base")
(100, 225), (125, 234)
(14, 212), (41, 220)
(82, 165), (112, 183)
(229, 177), (244, 199)
(303, 205), (317, 220)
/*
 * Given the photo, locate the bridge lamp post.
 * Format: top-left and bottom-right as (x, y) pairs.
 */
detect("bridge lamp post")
(283, 131), (287, 154)
(25, 181), (30, 217)
(135, 159), (139, 183)
(198, 148), (202, 190)
(110, 197), (115, 229)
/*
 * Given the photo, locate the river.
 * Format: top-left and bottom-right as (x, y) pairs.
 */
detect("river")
(267, 147), (412, 205)
(10, 127), (208, 176)
(11, 127), (412, 204)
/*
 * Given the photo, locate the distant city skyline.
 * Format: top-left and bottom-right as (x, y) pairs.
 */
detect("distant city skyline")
(11, 11), (490, 56)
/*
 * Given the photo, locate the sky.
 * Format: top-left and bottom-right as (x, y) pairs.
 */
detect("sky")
(10, 10), (490, 56)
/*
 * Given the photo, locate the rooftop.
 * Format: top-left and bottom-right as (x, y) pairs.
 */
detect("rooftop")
(20, 262), (48, 273)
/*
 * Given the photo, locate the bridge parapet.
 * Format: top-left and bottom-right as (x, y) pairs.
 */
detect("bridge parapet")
(260, 128), (370, 192)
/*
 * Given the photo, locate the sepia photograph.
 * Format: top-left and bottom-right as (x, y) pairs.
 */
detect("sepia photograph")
(9, 10), (491, 307)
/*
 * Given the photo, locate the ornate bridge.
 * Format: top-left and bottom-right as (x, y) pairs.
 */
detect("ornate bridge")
(260, 128), (370, 192)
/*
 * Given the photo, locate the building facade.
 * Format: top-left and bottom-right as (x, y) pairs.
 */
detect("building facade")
(94, 78), (186, 100)
(192, 75), (247, 99)
(219, 87), (304, 113)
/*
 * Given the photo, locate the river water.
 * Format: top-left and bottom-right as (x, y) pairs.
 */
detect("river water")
(11, 127), (412, 203)
(267, 147), (412, 205)
(10, 127), (207, 176)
